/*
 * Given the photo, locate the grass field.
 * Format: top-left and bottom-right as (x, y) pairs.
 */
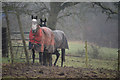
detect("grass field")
(66, 41), (117, 60)
(2, 41), (118, 70)
(53, 41), (118, 70)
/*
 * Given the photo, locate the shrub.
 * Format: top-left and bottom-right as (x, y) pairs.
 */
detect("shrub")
(76, 49), (85, 57)
(89, 44), (100, 59)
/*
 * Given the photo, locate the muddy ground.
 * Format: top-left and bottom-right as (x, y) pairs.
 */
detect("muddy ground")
(2, 63), (118, 78)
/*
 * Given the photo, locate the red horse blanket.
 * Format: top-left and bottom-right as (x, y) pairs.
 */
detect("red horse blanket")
(29, 26), (55, 53)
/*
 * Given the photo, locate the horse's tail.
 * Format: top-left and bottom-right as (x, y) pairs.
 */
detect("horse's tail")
(62, 33), (69, 49)
(61, 48), (65, 62)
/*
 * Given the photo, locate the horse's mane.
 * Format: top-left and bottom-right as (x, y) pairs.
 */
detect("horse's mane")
(41, 28), (46, 35)
(38, 26), (47, 36)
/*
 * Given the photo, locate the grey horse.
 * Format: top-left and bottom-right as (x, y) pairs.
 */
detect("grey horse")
(53, 30), (69, 67)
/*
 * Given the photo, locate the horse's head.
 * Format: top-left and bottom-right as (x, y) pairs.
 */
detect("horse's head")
(31, 15), (38, 33)
(40, 18), (47, 27)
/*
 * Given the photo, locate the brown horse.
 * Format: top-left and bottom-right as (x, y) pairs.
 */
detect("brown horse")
(29, 15), (54, 66)
(40, 18), (69, 67)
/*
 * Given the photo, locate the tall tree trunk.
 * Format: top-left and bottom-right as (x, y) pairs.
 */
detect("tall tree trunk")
(47, 2), (80, 30)
(16, 13), (29, 64)
(47, 13), (58, 30)
(47, 3), (60, 30)
(4, 9), (14, 63)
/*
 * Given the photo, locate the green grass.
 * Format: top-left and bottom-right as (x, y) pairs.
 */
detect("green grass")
(66, 41), (118, 60)
(2, 41), (118, 70)
(55, 41), (118, 70)
(52, 55), (117, 70)
(99, 47), (118, 60)
(66, 41), (85, 55)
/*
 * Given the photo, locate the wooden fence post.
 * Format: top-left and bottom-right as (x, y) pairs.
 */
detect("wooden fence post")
(118, 1), (120, 78)
(85, 41), (88, 67)
(16, 12), (29, 64)
(4, 9), (14, 64)
(118, 49), (120, 77)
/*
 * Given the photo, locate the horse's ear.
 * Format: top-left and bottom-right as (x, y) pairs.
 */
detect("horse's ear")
(45, 18), (47, 22)
(31, 15), (33, 19)
(36, 16), (38, 19)
(40, 19), (42, 22)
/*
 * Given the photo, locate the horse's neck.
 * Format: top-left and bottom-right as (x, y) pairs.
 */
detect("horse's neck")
(36, 26), (46, 35)
(41, 27), (46, 35)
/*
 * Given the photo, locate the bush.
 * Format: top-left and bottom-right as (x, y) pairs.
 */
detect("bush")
(89, 44), (101, 59)
(76, 49), (85, 57)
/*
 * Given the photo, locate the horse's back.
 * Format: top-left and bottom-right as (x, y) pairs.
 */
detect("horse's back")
(53, 30), (69, 49)
(41, 27), (52, 32)
(41, 27), (54, 41)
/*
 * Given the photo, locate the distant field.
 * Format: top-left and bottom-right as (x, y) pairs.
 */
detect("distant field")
(53, 41), (118, 70)
(66, 41), (117, 60)
(2, 41), (118, 70)
(66, 41), (85, 54)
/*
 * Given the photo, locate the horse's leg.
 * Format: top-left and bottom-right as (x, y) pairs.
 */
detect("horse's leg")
(39, 52), (43, 65)
(46, 53), (49, 66)
(47, 53), (52, 66)
(61, 49), (65, 67)
(43, 52), (47, 66)
(54, 50), (60, 66)
(32, 49), (35, 63)
(49, 53), (52, 66)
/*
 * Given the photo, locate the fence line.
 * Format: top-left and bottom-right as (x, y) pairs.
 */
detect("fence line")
(11, 31), (29, 47)
(2, 30), (30, 57)
(11, 32), (29, 34)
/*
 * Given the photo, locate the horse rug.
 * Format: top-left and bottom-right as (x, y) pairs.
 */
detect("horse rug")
(29, 26), (55, 53)
(53, 30), (69, 49)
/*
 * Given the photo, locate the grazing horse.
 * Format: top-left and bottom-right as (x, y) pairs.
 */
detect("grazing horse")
(29, 15), (54, 66)
(39, 18), (69, 67)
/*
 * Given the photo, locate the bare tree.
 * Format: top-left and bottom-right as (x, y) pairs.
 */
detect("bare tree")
(2, 2), (30, 64)
(33, 2), (118, 30)
(3, 6), (14, 64)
